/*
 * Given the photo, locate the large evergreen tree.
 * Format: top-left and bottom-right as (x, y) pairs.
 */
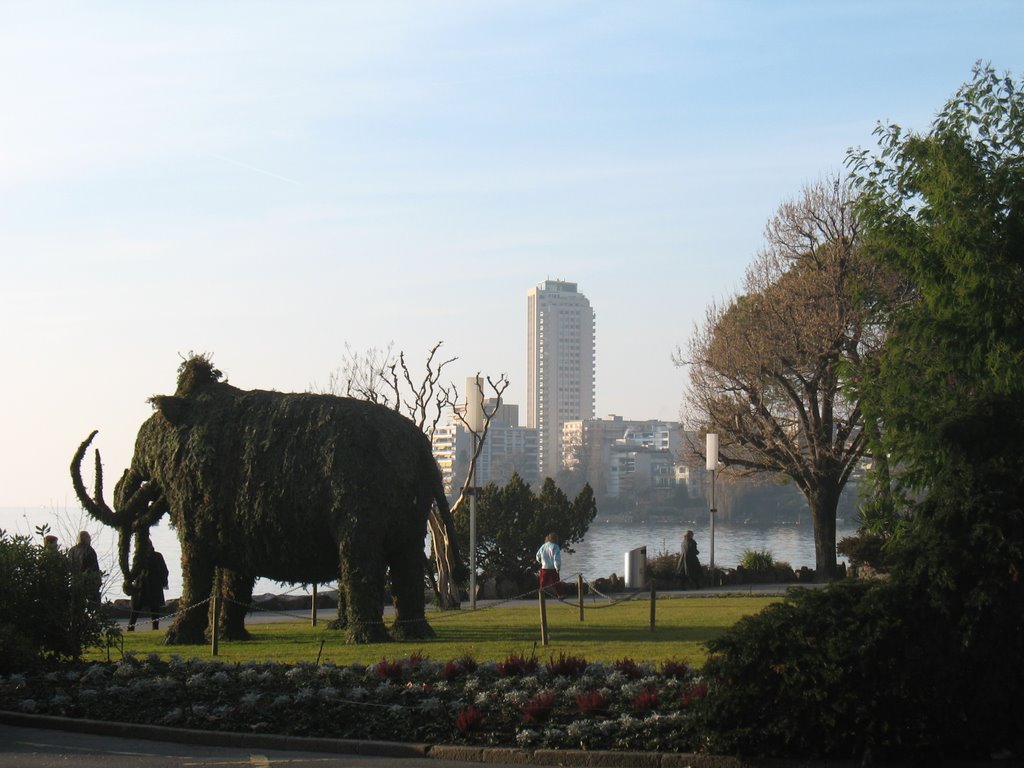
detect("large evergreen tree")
(454, 473), (597, 587)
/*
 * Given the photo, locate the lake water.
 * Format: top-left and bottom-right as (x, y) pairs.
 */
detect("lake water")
(2, 507), (857, 600)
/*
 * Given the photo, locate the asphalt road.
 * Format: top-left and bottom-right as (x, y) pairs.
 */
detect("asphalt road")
(0, 724), (528, 768)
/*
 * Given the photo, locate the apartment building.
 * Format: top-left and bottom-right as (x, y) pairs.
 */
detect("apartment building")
(527, 279), (596, 479)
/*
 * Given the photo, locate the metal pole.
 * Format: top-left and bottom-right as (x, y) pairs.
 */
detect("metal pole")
(710, 467), (716, 578)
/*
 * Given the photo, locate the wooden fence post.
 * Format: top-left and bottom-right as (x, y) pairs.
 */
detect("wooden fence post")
(311, 583), (318, 627)
(538, 588), (549, 646)
(649, 580), (656, 633)
(211, 570), (221, 657)
(577, 573), (585, 622)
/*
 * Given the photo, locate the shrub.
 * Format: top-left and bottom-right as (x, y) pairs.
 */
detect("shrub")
(660, 659), (689, 679)
(738, 549), (774, 571)
(545, 652), (587, 678)
(644, 550), (681, 586)
(440, 654), (477, 681)
(0, 530), (116, 673)
(692, 579), (971, 761)
(613, 658), (643, 679)
(837, 532), (890, 572)
(495, 652), (538, 677)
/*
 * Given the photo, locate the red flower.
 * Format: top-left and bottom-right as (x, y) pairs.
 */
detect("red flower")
(454, 706), (484, 733)
(575, 690), (610, 715)
(680, 682), (708, 706)
(521, 691), (556, 723)
(632, 688), (659, 712)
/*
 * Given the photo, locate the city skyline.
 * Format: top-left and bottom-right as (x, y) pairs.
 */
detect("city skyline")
(2, 3), (1022, 509)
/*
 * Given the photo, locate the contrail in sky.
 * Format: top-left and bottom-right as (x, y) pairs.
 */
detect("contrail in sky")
(203, 152), (302, 186)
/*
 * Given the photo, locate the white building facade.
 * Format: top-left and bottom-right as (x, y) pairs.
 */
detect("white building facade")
(431, 397), (539, 501)
(527, 279), (596, 479)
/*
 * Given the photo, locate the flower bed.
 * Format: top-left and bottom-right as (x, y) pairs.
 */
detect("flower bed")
(0, 652), (708, 752)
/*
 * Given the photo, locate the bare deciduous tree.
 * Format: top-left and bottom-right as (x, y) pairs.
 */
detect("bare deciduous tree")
(321, 341), (509, 607)
(676, 177), (891, 579)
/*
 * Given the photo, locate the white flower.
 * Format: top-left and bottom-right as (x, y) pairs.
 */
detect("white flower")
(502, 690), (528, 706)
(474, 691), (491, 706)
(418, 697), (444, 714)
(318, 686), (340, 702)
(604, 670), (627, 687)
(542, 727), (565, 742)
(565, 721), (590, 739)
(516, 729), (539, 746)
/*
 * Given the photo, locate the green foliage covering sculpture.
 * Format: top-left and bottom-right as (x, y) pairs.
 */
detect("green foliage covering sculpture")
(72, 355), (461, 645)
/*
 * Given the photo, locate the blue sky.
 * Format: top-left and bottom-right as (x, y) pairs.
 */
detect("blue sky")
(3, 1), (1022, 509)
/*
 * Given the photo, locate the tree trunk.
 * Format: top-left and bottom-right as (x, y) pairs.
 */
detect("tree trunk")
(805, 482), (841, 582)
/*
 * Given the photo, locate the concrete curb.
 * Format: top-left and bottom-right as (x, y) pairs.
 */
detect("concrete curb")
(0, 710), (780, 766)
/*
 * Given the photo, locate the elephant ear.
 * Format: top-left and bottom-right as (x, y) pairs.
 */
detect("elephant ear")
(150, 394), (186, 425)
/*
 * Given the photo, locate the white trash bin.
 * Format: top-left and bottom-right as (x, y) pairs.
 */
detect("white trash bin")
(624, 546), (647, 589)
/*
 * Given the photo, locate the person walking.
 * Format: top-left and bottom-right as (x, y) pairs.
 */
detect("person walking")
(127, 540), (169, 631)
(536, 532), (562, 597)
(676, 529), (703, 589)
(68, 530), (101, 604)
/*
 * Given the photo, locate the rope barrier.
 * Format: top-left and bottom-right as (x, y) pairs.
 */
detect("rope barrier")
(142, 572), (656, 632)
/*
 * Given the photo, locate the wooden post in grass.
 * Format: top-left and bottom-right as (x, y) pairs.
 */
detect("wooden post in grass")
(311, 583), (318, 627)
(538, 588), (550, 645)
(649, 580), (656, 633)
(211, 570), (221, 657)
(577, 573), (585, 622)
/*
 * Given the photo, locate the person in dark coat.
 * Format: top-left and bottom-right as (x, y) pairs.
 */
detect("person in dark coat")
(127, 540), (169, 631)
(676, 529), (703, 589)
(68, 530), (101, 604)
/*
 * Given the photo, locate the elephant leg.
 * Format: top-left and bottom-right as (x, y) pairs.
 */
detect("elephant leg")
(216, 568), (254, 641)
(329, 588), (348, 631)
(389, 535), (434, 640)
(165, 554), (213, 645)
(338, 538), (389, 643)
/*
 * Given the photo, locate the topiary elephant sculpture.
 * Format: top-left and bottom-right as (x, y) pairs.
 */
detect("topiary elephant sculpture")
(71, 355), (461, 644)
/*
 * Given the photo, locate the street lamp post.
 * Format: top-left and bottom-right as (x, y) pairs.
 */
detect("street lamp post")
(706, 433), (719, 581)
(466, 377), (483, 610)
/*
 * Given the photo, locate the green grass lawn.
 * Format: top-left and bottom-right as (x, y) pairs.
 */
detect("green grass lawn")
(90, 594), (779, 667)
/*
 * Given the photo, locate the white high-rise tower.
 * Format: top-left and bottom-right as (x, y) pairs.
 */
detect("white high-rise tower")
(527, 279), (596, 479)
